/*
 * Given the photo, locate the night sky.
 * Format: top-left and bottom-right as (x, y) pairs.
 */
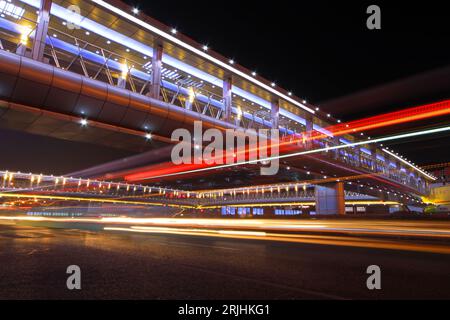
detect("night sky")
(122, 0), (450, 107)
(1, 0), (449, 174)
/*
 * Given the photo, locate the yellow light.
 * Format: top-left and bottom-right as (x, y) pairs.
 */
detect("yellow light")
(237, 107), (243, 120)
(188, 87), (195, 103)
(20, 26), (32, 45)
(121, 62), (129, 79)
(0, 193), (193, 208)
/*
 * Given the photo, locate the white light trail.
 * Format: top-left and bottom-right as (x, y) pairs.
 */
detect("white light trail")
(382, 149), (436, 180)
(136, 126), (450, 181)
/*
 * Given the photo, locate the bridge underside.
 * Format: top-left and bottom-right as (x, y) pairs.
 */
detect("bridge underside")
(0, 95), (425, 213)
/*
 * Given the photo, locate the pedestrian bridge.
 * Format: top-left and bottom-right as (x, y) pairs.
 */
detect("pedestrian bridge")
(0, 0), (438, 214)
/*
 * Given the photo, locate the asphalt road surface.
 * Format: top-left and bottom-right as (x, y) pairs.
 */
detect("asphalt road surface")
(0, 222), (449, 299)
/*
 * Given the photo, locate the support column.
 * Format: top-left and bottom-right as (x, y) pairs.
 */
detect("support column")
(222, 75), (232, 122)
(117, 76), (126, 88)
(396, 161), (404, 183)
(315, 182), (345, 215)
(117, 64), (127, 88)
(185, 87), (194, 110)
(383, 151), (390, 175)
(370, 145), (378, 172)
(151, 41), (163, 99)
(304, 114), (313, 149)
(271, 98), (279, 129)
(355, 146), (362, 167)
(333, 136), (340, 159)
(31, 0), (52, 62)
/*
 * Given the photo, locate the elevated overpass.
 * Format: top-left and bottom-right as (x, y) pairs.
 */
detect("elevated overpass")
(0, 0), (441, 215)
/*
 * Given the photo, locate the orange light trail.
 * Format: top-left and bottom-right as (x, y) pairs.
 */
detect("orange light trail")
(2, 216), (450, 254)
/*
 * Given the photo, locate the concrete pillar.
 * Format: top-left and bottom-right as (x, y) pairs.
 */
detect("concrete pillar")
(271, 98), (279, 129)
(151, 41), (163, 99)
(315, 182), (345, 215)
(222, 75), (232, 122)
(31, 0), (52, 62)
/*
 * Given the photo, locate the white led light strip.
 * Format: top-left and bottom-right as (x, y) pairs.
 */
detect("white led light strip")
(382, 149), (435, 180)
(90, 0), (315, 114)
(133, 126), (448, 181)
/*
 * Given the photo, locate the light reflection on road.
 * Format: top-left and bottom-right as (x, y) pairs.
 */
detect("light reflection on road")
(1, 216), (450, 254)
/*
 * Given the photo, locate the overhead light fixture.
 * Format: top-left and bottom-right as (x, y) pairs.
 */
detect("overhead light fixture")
(229, 59), (234, 64)
(202, 45), (208, 51)
(251, 71), (257, 76)
(171, 28), (177, 34)
(80, 119), (88, 126)
(132, 8), (139, 14)
(145, 133), (152, 140)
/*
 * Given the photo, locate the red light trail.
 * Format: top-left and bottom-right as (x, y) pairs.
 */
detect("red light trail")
(122, 99), (449, 182)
